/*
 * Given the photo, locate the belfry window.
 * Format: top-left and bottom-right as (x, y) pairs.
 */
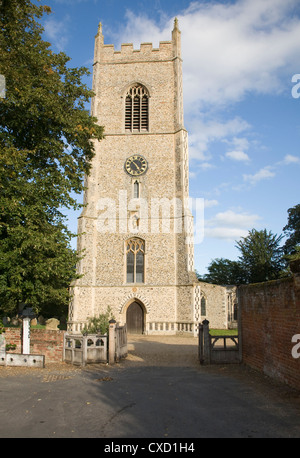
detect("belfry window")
(126, 238), (145, 283)
(125, 84), (149, 132)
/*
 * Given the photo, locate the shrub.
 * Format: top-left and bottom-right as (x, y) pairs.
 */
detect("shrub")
(81, 307), (115, 335)
(0, 320), (5, 335)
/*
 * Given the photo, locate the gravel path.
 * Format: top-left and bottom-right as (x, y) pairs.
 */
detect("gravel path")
(125, 334), (200, 366)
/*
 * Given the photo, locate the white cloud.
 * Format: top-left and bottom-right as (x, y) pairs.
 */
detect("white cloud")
(230, 137), (251, 151)
(241, 154), (299, 187)
(44, 16), (70, 51)
(118, 0), (300, 110)
(204, 199), (219, 208)
(205, 227), (249, 241)
(226, 151), (250, 162)
(117, 0), (300, 168)
(282, 154), (300, 165)
(188, 116), (250, 161)
(209, 210), (261, 228)
(178, 0), (300, 112)
(199, 162), (215, 171)
(205, 209), (261, 240)
(111, 10), (163, 49)
(243, 166), (276, 185)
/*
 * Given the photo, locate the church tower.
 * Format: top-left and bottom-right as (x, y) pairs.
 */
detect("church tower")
(68, 19), (201, 335)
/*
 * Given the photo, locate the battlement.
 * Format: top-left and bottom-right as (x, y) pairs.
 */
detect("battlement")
(99, 40), (174, 63)
(94, 19), (181, 64)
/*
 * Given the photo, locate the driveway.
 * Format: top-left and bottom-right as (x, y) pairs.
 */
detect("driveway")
(0, 334), (300, 439)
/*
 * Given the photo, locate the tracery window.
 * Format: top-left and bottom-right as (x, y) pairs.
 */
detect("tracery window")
(125, 84), (149, 132)
(126, 238), (145, 283)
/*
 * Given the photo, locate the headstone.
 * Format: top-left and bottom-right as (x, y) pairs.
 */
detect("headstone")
(45, 318), (60, 330)
(38, 315), (46, 325)
(11, 317), (21, 326)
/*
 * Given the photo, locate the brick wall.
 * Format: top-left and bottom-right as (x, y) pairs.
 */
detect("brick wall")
(3, 327), (22, 353)
(3, 328), (65, 363)
(239, 273), (300, 391)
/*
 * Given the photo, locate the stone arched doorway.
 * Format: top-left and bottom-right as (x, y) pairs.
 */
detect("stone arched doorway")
(126, 301), (144, 334)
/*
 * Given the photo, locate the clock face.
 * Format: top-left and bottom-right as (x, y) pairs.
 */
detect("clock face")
(125, 155), (148, 176)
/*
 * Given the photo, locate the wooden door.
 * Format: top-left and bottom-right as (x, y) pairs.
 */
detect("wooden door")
(126, 302), (144, 334)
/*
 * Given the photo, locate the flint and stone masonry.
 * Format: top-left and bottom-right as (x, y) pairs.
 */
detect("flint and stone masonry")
(68, 20), (234, 335)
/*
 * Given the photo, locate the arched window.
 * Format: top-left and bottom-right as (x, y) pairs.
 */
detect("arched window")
(133, 180), (140, 198)
(126, 238), (145, 283)
(125, 84), (149, 132)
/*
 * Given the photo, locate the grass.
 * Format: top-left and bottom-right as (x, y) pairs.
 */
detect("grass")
(3, 323), (45, 329)
(210, 328), (238, 336)
(2, 324), (68, 330)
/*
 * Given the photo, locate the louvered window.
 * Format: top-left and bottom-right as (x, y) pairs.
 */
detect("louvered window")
(125, 85), (149, 132)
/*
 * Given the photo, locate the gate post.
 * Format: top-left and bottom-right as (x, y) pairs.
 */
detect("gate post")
(198, 323), (204, 364)
(109, 319), (116, 364)
(82, 335), (88, 366)
(203, 319), (211, 364)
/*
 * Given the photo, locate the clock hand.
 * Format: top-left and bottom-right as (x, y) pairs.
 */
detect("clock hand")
(132, 160), (141, 171)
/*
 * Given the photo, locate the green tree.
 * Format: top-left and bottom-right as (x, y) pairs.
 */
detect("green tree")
(283, 204), (300, 255)
(198, 258), (247, 285)
(236, 229), (284, 283)
(0, 1), (104, 317)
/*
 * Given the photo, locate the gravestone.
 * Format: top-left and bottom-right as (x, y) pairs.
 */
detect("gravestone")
(45, 318), (60, 330)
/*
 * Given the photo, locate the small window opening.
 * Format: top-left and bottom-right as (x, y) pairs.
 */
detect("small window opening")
(133, 180), (140, 198)
(201, 296), (206, 316)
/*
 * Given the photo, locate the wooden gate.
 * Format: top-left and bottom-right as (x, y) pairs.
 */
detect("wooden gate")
(115, 324), (128, 361)
(199, 320), (241, 364)
(126, 301), (144, 334)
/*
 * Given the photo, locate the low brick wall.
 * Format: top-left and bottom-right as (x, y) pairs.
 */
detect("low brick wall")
(30, 329), (64, 363)
(239, 274), (300, 391)
(3, 327), (22, 353)
(3, 328), (65, 363)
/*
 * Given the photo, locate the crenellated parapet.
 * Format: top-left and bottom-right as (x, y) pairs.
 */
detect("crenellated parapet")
(94, 19), (181, 65)
(102, 42), (174, 63)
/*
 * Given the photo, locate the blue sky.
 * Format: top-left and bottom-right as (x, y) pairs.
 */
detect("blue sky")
(39, 0), (300, 275)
